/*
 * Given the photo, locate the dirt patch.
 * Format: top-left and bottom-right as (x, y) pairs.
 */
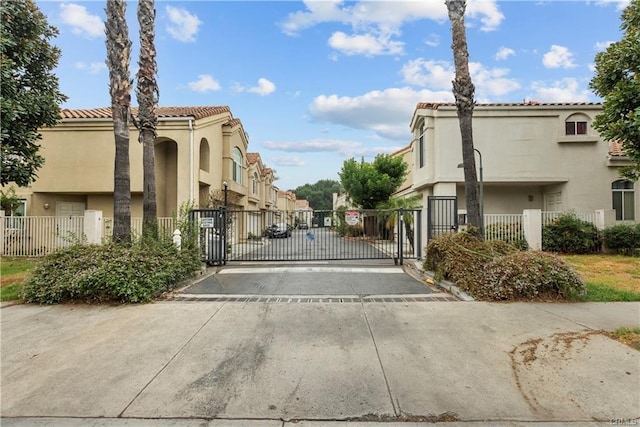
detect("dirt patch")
(345, 412), (460, 422)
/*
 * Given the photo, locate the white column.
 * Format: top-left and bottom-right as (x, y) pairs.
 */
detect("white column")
(595, 209), (616, 231)
(0, 211), (5, 255)
(523, 209), (542, 250)
(83, 210), (103, 244)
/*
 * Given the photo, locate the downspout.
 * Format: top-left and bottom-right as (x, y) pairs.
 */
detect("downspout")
(189, 118), (194, 201)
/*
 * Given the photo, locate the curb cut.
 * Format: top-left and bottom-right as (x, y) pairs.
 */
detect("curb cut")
(407, 260), (475, 302)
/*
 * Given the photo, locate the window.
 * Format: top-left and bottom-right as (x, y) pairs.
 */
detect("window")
(418, 135), (425, 168)
(4, 199), (26, 230)
(565, 121), (587, 135)
(252, 173), (259, 195)
(612, 180), (635, 221)
(232, 147), (243, 184)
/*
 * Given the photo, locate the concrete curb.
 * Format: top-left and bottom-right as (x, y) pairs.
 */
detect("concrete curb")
(407, 260), (475, 301)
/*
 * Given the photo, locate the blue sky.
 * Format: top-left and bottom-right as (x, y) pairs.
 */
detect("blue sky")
(39, 0), (629, 191)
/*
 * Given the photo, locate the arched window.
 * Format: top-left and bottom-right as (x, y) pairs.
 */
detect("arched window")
(232, 147), (243, 184)
(612, 179), (635, 221)
(252, 172), (259, 195)
(565, 113), (589, 135)
(199, 138), (210, 172)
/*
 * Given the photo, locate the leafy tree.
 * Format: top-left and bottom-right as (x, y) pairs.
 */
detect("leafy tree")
(590, 0), (640, 180)
(292, 179), (341, 210)
(339, 155), (408, 209)
(106, 0), (132, 244)
(135, 0), (159, 239)
(446, 0), (482, 236)
(0, 0), (67, 187)
(378, 195), (422, 250)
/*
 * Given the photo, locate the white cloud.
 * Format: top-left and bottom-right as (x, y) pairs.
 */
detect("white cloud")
(60, 3), (103, 39)
(595, 0), (631, 10)
(309, 87), (453, 141)
(263, 138), (401, 158)
(531, 78), (592, 102)
(424, 34), (440, 47)
(166, 6), (202, 43)
(495, 47), (515, 61)
(187, 74), (220, 93)
(543, 45), (577, 69)
(273, 156), (305, 167)
(595, 41), (614, 51)
(75, 61), (106, 74)
(234, 78), (277, 96)
(328, 31), (404, 56)
(401, 58), (520, 98)
(280, 1), (503, 57)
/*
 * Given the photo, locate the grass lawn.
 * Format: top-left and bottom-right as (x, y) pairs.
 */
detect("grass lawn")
(1, 257), (39, 302)
(561, 254), (640, 302)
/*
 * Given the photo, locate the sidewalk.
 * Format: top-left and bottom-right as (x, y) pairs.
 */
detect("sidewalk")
(1, 300), (638, 425)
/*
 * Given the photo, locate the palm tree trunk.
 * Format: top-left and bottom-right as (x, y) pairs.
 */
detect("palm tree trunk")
(105, 0), (132, 244)
(446, 0), (482, 237)
(137, 0), (158, 239)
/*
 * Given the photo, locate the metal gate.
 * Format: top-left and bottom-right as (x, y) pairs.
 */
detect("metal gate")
(192, 208), (422, 265)
(427, 196), (458, 240)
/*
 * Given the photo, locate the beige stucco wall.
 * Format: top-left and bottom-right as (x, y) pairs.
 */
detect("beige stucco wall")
(411, 104), (637, 218)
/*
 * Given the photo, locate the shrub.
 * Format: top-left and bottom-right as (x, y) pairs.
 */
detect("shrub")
(602, 223), (640, 255)
(423, 230), (517, 290)
(477, 251), (586, 301)
(542, 213), (600, 254)
(424, 230), (585, 301)
(484, 222), (528, 250)
(23, 238), (201, 304)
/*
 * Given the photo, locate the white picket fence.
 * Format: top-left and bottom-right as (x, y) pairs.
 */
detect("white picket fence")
(542, 211), (598, 226)
(1, 216), (176, 257)
(483, 214), (524, 244)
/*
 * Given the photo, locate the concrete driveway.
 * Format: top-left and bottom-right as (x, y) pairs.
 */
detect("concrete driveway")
(1, 299), (638, 426)
(180, 263), (445, 298)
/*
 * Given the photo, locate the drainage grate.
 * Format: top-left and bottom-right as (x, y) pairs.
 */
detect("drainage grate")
(167, 294), (459, 303)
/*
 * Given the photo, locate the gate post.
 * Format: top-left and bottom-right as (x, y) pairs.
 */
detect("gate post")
(523, 209), (542, 250)
(397, 208), (404, 265)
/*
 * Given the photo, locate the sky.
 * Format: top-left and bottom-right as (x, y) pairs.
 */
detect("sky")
(38, 0), (630, 191)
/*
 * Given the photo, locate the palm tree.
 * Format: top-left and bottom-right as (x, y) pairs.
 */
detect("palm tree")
(378, 195), (422, 251)
(136, 0), (158, 239)
(105, 0), (132, 244)
(446, 0), (482, 237)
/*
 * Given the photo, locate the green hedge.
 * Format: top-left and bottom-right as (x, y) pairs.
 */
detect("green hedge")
(602, 223), (640, 255)
(23, 239), (201, 304)
(542, 213), (600, 254)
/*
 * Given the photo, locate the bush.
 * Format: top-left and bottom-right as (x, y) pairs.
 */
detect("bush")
(602, 223), (640, 255)
(424, 230), (585, 301)
(542, 213), (600, 254)
(477, 251), (586, 301)
(423, 230), (517, 290)
(484, 222), (528, 250)
(22, 239), (201, 304)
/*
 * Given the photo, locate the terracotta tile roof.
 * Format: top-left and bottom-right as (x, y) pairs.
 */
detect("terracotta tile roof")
(390, 143), (411, 157)
(296, 199), (310, 208)
(60, 106), (230, 120)
(609, 141), (626, 157)
(415, 101), (602, 110)
(223, 118), (242, 128)
(247, 152), (260, 165)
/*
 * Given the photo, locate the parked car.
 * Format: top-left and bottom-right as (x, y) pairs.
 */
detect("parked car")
(298, 222), (309, 230)
(268, 223), (292, 238)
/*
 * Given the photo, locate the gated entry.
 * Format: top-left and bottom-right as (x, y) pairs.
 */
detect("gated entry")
(193, 208), (422, 265)
(427, 196), (458, 240)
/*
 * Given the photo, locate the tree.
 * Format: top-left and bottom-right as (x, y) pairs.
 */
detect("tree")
(378, 195), (422, 251)
(590, 0), (640, 180)
(105, 0), (132, 244)
(135, 0), (159, 238)
(446, 0), (482, 236)
(0, 0), (67, 187)
(339, 155), (408, 209)
(292, 179), (342, 211)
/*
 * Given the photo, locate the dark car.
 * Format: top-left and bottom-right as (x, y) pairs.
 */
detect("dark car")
(298, 223), (309, 230)
(268, 222), (292, 238)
